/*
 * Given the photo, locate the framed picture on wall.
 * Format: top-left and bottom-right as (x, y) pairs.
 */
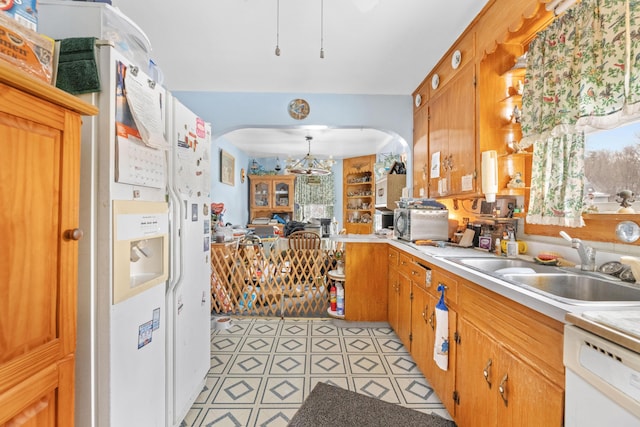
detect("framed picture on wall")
(220, 150), (235, 186)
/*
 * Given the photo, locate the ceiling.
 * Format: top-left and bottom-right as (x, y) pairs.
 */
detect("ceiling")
(113, 0), (487, 158)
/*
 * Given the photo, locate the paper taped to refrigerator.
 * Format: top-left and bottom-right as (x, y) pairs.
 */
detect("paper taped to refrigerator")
(124, 69), (169, 150)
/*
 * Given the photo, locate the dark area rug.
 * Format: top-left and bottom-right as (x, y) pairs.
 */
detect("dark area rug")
(288, 382), (457, 427)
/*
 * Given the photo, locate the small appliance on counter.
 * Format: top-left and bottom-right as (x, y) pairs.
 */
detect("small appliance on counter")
(374, 210), (394, 232)
(393, 200), (449, 242)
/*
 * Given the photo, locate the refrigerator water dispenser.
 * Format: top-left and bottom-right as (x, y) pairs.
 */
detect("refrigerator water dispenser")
(113, 200), (169, 304)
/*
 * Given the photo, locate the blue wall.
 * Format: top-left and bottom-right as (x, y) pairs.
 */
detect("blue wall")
(174, 91), (413, 227)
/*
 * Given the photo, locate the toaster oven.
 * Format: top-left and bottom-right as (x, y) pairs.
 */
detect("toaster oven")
(393, 208), (449, 242)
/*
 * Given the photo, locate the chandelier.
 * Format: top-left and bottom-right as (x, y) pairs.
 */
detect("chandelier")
(286, 136), (335, 175)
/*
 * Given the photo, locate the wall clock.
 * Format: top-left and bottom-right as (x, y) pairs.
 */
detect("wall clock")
(288, 98), (310, 120)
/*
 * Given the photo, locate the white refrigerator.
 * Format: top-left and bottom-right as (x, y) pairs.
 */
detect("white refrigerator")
(39, 2), (212, 426)
(166, 98), (212, 426)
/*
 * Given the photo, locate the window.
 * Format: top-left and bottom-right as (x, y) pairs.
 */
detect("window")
(584, 121), (640, 213)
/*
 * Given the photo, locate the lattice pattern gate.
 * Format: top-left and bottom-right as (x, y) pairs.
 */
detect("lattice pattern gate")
(211, 240), (339, 318)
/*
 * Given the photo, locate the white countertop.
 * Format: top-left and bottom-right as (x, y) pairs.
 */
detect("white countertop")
(331, 234), (640, 323)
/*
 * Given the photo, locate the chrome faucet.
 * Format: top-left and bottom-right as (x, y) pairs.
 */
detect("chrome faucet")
(560, 231), (596, 271)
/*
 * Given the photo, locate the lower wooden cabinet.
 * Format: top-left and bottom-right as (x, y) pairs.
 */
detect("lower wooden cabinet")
(343, 242), (388, 321)
(386, 246), (565, 426)
(456, 318), (563, 426)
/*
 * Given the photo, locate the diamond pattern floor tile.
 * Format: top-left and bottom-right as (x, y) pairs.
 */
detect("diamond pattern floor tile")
(181, 317), (450, 427)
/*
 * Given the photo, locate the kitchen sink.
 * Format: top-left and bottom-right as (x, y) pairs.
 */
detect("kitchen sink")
(501, 273), (640, 302)
(445, 256), (640, 304)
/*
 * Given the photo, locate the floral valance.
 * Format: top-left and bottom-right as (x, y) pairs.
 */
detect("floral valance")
(521, 0), (640, 146)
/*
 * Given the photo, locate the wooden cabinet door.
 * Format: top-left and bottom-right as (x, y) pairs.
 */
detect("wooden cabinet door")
(410, 285), (434, 375)
(447, 62), (477, 196)
(273, 178), (294, 210)
(396, 270), (412, 349)
(428, 62), (477, 198)
(456, 318), (498, 427)
(428, 95), (449, 197)
(388, 265), (399, 332)
(413, 106), (429, 198)
(497, 347), (564, 427)
(0, 84), (82, 426)
(250, 178), (272, 209)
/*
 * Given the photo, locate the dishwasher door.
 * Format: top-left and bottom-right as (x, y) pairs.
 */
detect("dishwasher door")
(564, 325), (640, 426)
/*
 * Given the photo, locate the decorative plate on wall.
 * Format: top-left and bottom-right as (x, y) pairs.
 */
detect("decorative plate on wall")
(431, 74), (440, 90)
(288, 98), (310, 120)
(414, 94), (422, 107)
(451, 49), (462, 69)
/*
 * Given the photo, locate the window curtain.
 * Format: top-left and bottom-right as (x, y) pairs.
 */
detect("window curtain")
(520, 0), (640, 227)
(294, 175), (335, 221)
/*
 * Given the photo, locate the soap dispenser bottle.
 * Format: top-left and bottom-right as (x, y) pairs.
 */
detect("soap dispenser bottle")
(506, 232), (518, 258)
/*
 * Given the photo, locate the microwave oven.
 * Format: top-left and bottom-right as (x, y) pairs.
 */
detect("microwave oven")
(393, 208), (449, 241)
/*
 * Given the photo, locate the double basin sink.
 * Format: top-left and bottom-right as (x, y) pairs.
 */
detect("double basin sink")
(445, 257), (640, 305)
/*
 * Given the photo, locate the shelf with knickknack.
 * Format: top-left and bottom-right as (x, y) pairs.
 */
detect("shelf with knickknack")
(343, 155), (375, 234)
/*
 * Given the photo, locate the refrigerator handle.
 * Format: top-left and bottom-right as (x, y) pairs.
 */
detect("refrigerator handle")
(167, 180), (184, 294)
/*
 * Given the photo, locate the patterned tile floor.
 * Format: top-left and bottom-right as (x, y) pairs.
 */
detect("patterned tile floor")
(181, 316), (451, 427)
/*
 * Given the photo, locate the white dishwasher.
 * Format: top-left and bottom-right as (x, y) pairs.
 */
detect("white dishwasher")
(564, 322), (640, 426)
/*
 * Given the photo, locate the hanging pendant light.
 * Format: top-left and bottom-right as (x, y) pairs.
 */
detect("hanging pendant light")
(286, 136), (335, 175)
(319, 0), (325, 58)
(275, 0), (281, 56)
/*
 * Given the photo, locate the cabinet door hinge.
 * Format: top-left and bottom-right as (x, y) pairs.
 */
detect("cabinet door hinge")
(453, 390), (460, 405)
(473, 169), (477, 180)
(410, 291), (414, 301)
(454, 331), (461, 344)
(409, 333), (413, 342)
(473, 75), (477, 86)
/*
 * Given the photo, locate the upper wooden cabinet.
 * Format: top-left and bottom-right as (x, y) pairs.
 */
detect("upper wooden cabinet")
(343, 155), (375, 234)
(0, 62), (97, 426)
(428, 61), (477, 198)
(248, 175), (295, 222)
(413, 0), (557, 203)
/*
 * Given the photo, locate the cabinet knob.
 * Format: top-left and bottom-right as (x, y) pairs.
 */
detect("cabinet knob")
(428, 311), (435, 330)
(64, 228), (84, 241)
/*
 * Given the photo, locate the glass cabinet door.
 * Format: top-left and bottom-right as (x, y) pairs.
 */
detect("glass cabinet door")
(273, 180), (292, 209)
(253, 181), (270, 208)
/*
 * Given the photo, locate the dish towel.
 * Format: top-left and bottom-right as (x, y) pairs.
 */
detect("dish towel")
(55, 37), (101, 95)
(433, 284), (449, 371)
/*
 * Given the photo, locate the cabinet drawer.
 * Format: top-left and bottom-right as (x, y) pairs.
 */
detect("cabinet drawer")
(398, 253), (413, 275)
(431, 268), (458, 306)
(388, 247), (399, 267)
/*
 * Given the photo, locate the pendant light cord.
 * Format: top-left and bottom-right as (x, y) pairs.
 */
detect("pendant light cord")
(320, 0), (325, 58)
(275, 0), (281, 56)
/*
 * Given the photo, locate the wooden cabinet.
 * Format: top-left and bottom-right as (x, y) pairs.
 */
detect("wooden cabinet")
(0, 63), (97, 426)
(343, 155), (375, 234)
(386, 244), (565, 426)
(456, 318), (563, 427)
(428, 61), (477, 198)
(344, 242), (387, 321)
(249, 175), (295, 223)
(455, 280), (564, 426)
(388, 248), (419, 349)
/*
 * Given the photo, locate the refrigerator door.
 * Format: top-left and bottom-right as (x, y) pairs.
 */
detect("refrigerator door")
(167, 98), (212, 426)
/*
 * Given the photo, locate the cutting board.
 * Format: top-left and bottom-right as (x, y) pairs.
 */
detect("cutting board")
(582, 310), (640, 340)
